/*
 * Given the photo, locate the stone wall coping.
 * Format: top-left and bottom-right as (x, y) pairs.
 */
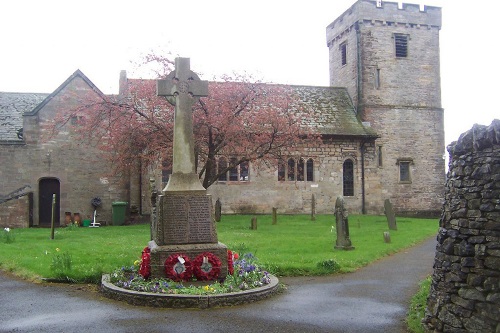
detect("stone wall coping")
(448, 119), (500, 156)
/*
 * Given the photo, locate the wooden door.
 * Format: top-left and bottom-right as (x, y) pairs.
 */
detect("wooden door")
(39, 178), (60, 227)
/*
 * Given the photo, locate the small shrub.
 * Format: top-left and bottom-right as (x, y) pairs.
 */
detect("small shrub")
(2, 228), (15, 243)
(317, 259), (340, 273)
(50, 250), (72, 277)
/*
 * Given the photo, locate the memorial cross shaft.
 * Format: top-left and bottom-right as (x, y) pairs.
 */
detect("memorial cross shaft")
(157, 57), (208, 192)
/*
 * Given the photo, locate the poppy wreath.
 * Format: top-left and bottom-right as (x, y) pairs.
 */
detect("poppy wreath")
(227, 250), (234, 275)
(164, 253), (192, 282)
(139, 246), (151, 279)
(193, 252), (222, 281)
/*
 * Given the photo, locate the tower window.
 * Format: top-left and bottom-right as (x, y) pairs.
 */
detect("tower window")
(377, 145), (383, 167)
(397, 158), (413, 183)
(375, 68), (381, 89)
(395, 34), (408, 58)
(340, 42), (347, 66)
(399, 162), (410, 182)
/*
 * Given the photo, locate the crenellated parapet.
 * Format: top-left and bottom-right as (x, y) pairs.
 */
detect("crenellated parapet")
(326, 0), (441, 47)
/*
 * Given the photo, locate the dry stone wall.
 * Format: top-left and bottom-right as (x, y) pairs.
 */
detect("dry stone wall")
(425, 120), (500, 332)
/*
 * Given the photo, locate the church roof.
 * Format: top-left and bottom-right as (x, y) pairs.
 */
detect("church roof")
(124, 78), (377, 139)
(289, 85), (377, 138)
(0, 92), (48, 143)
(0, 70), (104, 143)
(1, 72), (377, 143)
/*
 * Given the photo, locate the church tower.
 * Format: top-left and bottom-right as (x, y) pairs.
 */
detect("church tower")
(326, 0), (445, 216)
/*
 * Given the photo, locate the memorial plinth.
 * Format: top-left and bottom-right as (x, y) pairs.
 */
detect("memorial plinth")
(149, 57), (228, 281)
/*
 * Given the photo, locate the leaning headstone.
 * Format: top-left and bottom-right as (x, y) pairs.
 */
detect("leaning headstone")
(311, 194), (316, 221)
(149, 177), (158, 241)
(384, 199), (397, 230)
(250, 216), (257, 230)
(272, 207), (277, 225)
(149, 57), (228, 281)
(334, 196), (354, 250)
(214, 198), (221, 222)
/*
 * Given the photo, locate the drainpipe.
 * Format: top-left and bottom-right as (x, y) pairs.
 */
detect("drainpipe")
(360, 140), (366, 214)
(355, 21), (362, 113)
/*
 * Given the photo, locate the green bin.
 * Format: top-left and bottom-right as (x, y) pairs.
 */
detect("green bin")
(112, 202), (128, 226)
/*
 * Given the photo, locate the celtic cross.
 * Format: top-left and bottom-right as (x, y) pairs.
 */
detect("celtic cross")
(157, 57), (208, 192)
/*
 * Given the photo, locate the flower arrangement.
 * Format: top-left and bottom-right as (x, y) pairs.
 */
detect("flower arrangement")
(138, 247), (151, 279)
(109, 250), (272, 295)
(164, 253), (192, 282)
(192, 252), (221, 281)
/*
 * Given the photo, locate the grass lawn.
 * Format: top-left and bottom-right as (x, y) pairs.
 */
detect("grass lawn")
(0, 214), (438, 283)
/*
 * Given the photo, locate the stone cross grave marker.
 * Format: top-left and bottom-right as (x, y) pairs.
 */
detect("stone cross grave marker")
(149, 57), (228, 280)
(384, 199), (397, 230)
(334, 196), (354, 250)
(157, 57), (208, 192)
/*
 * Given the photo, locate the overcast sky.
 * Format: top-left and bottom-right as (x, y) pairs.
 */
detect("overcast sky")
(1, 0), (498, 149)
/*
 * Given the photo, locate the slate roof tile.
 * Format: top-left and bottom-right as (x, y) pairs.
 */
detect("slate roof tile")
(0, 92), (48, 142)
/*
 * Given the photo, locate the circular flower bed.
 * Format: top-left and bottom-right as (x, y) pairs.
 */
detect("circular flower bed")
(192, 252), (221, 281)
(110, 251), (272, 295)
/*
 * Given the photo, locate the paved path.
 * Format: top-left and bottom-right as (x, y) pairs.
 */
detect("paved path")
(0, 237), (436, 333)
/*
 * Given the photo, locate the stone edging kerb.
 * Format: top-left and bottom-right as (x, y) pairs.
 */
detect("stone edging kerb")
(101, 273), (280, 308)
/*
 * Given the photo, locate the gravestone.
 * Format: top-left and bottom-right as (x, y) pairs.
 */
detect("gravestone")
(383, 231), (391, 243)
(149, 177), (158, 241)
(311, 194), (316, 221)
(214, 198), (221, 222)
(384, 199), (397, 230)
(250, 216), (257, 230)
(149, 57), (228, 280)
(334, 196), (354, 250)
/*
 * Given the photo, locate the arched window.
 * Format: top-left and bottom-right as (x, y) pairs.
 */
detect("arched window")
(287, 158), (296, 181)
(306, 159), (314, 181)
(278, 159), (285, 181)
(278, 157), (314, 181)
(297, 158), (305, 181)
(218, 157), (228, 181)
(229, 157), (238, 181)
(240, 161), (249, 181)
(343, 159), (354, 196)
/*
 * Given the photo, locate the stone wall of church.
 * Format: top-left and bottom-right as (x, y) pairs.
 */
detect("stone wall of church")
(425, 120), (500, 332)
(207, 138), (380, 215)
(0, 76), (129, 226)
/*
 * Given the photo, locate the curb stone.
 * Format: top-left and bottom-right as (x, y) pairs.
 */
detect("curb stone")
(101, 273), (280, 308)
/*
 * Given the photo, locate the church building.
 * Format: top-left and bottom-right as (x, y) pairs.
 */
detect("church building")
(0, 0), (444, 228)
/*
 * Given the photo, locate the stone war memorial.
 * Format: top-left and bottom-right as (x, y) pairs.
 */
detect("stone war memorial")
(425, 120), (500, 332)
(149, 57), (228, 281)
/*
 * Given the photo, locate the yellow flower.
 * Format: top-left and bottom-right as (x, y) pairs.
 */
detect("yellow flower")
(203, 285), (209, 291)
(56, 248), (60, 252)
(134, 260), (141, 266)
